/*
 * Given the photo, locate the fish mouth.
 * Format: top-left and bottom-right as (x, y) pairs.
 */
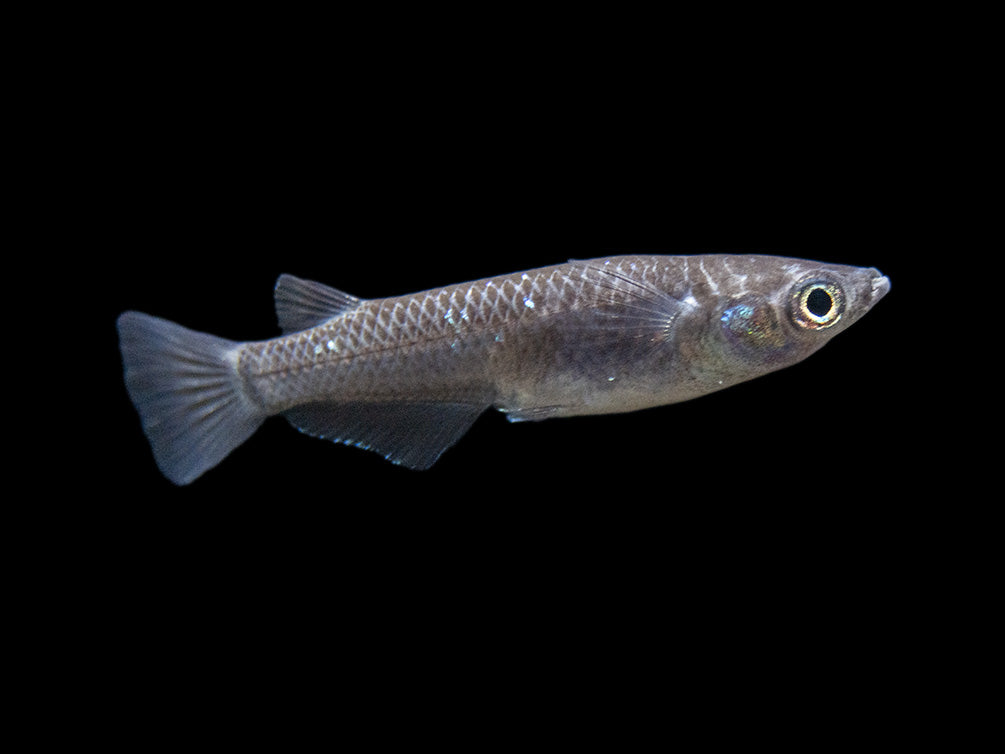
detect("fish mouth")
(869, 269), (891, 303)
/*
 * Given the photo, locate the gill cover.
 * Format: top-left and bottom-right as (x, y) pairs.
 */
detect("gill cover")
(720, 294), (787, 361)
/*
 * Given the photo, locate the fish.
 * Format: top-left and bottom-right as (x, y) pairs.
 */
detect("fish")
(117, 254), (890, 484)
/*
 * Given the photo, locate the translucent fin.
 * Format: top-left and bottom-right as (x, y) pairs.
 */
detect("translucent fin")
(567, 259), (689, 343)
(274, 274), (361, 334)
(283, 400), (488, 470)
(117, 312), (265, 485)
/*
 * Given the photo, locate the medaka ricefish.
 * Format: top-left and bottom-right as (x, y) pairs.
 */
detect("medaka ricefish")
(118, 254), (890, 484)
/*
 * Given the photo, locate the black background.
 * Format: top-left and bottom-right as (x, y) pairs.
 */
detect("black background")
(48, 21), (966, 735)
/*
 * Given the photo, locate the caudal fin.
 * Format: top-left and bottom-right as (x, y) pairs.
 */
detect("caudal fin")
(117, 312), (265, 485)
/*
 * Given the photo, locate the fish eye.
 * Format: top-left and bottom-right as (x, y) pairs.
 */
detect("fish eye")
(791, 279), (845, 330)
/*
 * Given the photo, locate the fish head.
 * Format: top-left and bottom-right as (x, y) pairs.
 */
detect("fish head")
(697, 255), (890, 384)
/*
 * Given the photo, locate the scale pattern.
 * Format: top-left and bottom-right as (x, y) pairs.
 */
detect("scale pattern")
(237, 256), (679, 413)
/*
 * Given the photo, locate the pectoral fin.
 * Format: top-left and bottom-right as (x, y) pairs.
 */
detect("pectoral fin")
(501, 406), (566, 422)
(566, 259), (689, 341)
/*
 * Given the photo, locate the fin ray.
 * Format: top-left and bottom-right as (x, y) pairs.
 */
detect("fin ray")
(284, 400), (488, 470)
(567, 258), (688, 340)
(274, 274), (361, 334)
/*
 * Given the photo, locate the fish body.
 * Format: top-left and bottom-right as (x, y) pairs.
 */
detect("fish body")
(118, 254), (890, 484)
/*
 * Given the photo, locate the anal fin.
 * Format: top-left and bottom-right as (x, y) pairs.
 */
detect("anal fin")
(283, 400), (489, 470)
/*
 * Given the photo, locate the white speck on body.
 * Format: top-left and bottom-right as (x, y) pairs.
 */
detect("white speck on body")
(698, 260), (720, 294)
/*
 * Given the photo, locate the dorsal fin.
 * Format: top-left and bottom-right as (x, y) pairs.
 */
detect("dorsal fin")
(274, 274), (361, 334)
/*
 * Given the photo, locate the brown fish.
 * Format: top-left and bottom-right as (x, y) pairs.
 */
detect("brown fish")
(117, 254), (889, 484)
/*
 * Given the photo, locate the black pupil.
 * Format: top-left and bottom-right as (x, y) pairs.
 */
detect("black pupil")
(807, 288), (832, 317)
